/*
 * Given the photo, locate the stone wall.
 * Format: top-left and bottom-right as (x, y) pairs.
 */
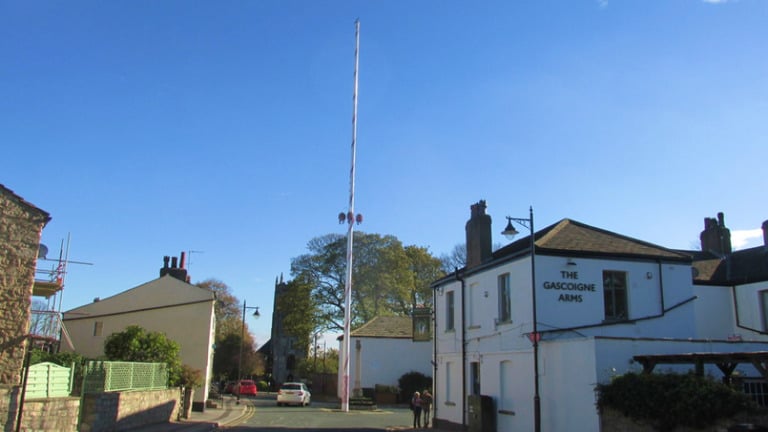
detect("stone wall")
(18, 396), (80, 432)
(601, 407), (768, 432)
(0, 188), (48, 385)
(0, 385), (20, 432)
(79, 388), (181, 432)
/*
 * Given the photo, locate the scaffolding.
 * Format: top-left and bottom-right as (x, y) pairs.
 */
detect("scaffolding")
(30, 235), (89, 352)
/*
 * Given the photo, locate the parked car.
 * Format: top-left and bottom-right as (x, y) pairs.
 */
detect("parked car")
(223, 381), (236, 394)
(235, 379), (258, 396)
(277, 382), (311, 406)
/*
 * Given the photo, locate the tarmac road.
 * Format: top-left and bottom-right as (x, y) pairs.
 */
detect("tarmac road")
(225, 396), (430, 431)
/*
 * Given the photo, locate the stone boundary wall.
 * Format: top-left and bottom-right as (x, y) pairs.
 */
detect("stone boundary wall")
(79, 388), (181, 432)
(0, 385), (20, 432)
(600, 408), (768, 432)
(19, 397), (80, 432)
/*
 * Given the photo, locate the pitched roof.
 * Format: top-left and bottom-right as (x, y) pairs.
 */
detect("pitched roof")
(494, 219), (691, 262)
(690, 246), (768, 285)
(350, 316), (412, 339)
(0, 183), (51, 225)
(63, 274), (214, 318)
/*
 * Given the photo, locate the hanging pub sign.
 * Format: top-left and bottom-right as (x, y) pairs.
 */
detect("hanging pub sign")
(412, 307), (432, 342)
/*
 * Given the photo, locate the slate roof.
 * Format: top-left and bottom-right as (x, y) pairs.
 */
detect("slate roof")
(494, 218), (691, 262)
(689, 246), (768, 286)
(350, 316), (412, 339)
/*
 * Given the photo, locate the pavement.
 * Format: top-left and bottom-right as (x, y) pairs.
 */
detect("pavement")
(132, 394), (253, 432)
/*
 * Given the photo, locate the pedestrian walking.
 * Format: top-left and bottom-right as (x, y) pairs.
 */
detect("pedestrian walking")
(421, 389), (433, 427)
(411, 391), (422, 428)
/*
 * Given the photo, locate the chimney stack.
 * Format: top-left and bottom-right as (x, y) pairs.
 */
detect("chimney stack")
(466, 200), (492, 268)
(159, 252), (190, 282)
(700, 212), (732, 256)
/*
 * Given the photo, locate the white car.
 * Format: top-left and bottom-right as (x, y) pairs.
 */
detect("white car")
(277, 382), (311, 406)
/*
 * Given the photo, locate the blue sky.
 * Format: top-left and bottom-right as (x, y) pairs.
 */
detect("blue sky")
(3, 0), (767, 347)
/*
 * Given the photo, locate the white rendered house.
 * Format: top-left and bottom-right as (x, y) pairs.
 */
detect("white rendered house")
(62, 254), (216, 411)
(337, 315), (432, 399)
(432, 201), (768, 432)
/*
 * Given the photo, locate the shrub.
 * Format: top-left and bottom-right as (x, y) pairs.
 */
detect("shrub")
(398, 371), (432, 403)
(375, 384), (398, 394)
(178, 364), (203, 388)
(596, 372), (758, 432)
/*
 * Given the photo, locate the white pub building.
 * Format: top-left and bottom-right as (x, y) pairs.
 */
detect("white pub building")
(431, 201), (768, 431)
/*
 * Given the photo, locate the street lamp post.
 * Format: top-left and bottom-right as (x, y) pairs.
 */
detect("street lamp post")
(501, 206), (540, 432)
(237, 299), (260, 405)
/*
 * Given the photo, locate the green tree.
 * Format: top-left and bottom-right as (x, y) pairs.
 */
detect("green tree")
(197, 279), (260, 381)
(405, 245), (445, 308)
(103, 325), (183, 386)
(291, 232), (445, 332)
(197, 279), (242, 340)
(275, 274), (320, 351)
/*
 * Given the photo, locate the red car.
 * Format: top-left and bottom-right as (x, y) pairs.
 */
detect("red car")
(235, 379), (258, 396)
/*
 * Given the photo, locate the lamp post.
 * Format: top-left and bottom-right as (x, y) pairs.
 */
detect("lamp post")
(236, 299), (260, 405)
(501, 206), (540, 432)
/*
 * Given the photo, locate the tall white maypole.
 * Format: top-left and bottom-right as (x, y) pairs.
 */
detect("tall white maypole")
(340, 18), (361, 413)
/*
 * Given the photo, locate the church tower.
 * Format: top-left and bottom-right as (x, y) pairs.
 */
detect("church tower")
(269, 274), (307, 386)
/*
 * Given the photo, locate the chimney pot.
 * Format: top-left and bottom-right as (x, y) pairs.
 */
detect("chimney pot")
(171, 257), (178, 268)
(180, 251), (186, 269)
(762, 220), (768, 247)
(163, 256), (170, 268)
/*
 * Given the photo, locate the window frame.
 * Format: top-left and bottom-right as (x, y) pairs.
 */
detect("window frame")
(446, 290), (455, 331)
(760, 290), (768, 331)
(93, 321), (103, 337)
(498, 273), (512, 324)
(603, 270), (628, 321)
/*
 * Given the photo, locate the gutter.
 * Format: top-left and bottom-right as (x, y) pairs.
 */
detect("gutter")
(455, 268), (467, 427)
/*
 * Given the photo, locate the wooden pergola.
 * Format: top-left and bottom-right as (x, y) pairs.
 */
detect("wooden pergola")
(633, 352), (768, 382)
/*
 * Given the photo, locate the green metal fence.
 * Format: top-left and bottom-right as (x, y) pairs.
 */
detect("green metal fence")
(24, 362), (74, 399)
(82, 361), (168, 393)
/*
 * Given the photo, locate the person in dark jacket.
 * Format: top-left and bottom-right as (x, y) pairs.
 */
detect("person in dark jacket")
(421, 389), (433, 427)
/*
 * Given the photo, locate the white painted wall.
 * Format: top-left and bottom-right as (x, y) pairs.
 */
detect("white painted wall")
(733, 281), (768, 337)
(433, 251), (764, 431)
(344, 336), (432, 390)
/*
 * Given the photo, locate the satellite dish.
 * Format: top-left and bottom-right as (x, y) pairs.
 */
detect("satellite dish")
(38, 244), (49, 259)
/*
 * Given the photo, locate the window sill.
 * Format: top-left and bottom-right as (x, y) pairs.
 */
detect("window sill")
(498, 409), (515, 416)
(603, 317), (631, 324)
(445, 401), (456, 406)
(468, 325), (481, 330)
